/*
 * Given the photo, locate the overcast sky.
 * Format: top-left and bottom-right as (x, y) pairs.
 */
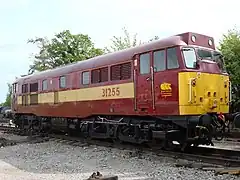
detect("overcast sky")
(0, 0), (239, 102)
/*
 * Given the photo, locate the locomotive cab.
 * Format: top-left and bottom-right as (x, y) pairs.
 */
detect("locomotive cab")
(134, 32), (236, 147)
(175, 33), (239, 146)
(179, 45), (230, 115)
(181, 47), (226, 73)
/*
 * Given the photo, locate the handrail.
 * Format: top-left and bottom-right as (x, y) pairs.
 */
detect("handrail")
(150, 66), (155, 110)
(188, 79), (193, 103)
(188, 78), (196, 103)
(229, 80), (232, 103)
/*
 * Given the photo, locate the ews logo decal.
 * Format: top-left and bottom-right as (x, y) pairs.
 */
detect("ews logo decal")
(160, 83), (172, 97)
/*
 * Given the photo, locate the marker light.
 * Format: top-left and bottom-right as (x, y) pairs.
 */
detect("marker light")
(208, 39), (213, 46)
(191, 35), (196, 42)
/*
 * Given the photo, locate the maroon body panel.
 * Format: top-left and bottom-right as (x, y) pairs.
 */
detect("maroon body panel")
(16, 99), (179, 118)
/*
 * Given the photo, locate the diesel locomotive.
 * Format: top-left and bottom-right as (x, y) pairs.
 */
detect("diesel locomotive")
(11, 32), (240, 150)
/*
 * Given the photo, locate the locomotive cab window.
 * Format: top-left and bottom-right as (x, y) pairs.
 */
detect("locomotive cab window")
(59, 76), (66, 88)
(154, 50), (166, 72)
(182, 48), (197, 68)
(82, 71), (90, 85)
(167, 47), (179, 69)
(212, 51), (226, 73)
(197, 49), (212, 60)
(140, 53), (150, 74)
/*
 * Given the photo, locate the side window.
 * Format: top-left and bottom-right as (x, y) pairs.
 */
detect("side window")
(30, 83), (38, 92)
(100, 67), (108, 82)
(91, 67), (108, 84)
(12, 83), (17, 93)
(167, 47), (179, 69)
(154, 50), (166, 72)
(15, 83), (18, 93)
(91, 69), (100, 84)
(82, 71), (90, 85)
(22, 84), (28, 93)
(59, 76), (66, 88)
(42, 79), (48, 90)
(140, 53), (150, 74)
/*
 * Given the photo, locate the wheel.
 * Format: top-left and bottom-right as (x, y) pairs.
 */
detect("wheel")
(163, 140), (175, 151)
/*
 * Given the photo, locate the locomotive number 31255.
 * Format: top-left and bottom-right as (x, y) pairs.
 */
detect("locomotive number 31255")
(102, 87), (120, 97)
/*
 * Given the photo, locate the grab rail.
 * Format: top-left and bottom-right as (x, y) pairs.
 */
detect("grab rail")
(188, 78), (196, 103)
(229, 80), (232, 102)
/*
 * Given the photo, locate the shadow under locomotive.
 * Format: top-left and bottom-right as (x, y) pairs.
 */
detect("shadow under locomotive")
(12, 112), (240, 152)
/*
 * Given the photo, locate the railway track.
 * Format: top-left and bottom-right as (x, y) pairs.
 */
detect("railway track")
(0, 124), (20, 133)
(46, 134), (240, 167)
(1, 125), (240, 168)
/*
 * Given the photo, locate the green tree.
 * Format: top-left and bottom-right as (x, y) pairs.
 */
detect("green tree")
(219, 29), (240, 112)
(149, 35), (160, 42)
(104, 27), (141, 53)
(2, 83), (12, 107)
(105, 27), (159, 53)
(28, 30), (104, 73)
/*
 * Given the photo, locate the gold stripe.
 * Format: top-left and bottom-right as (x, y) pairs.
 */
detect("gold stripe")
(17, 96), (22, 105)
(39, 92), (55, 103)
(17, 82), (134, 104)
(58, 82), (134, 102)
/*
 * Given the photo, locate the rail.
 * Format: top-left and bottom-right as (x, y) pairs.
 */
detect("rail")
(46, 133), (240, 167)
(1, 125), (240, 168)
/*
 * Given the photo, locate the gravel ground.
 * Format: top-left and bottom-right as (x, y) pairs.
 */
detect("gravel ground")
(0, 133), (239, 180)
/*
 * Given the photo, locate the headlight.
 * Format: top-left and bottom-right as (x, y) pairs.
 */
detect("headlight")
(208, 39), (213, 46)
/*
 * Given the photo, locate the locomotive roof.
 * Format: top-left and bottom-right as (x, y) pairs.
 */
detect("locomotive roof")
(15, 32), (214, 83)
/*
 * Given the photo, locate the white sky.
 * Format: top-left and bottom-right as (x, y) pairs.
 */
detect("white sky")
(0, 0), (239, 102)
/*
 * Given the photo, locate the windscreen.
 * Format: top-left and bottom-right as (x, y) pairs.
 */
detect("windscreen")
(212, 51), (226, 73)
(197, 49), (212, 60)
(196, 48), (226, 73)
(182, 48), (197, 68)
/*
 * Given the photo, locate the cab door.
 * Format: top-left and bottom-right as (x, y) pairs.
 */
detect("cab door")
(153, 47), (180, 115)
(136, 52), (154, 112)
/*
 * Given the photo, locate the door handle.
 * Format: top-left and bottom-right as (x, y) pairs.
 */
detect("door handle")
(146, 77), (151, 81)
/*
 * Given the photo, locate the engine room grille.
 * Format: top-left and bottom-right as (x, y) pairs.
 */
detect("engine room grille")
(111, 62), (132, 81)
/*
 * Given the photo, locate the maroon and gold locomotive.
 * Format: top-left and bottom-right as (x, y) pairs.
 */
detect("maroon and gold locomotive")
(11, 32), (240, 150)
